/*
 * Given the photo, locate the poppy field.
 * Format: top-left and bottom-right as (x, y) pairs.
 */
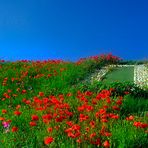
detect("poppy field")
(0, 54), (148, 148)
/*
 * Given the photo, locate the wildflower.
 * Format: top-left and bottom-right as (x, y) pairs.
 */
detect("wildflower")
(92, 98), (97, 105)
(133, 121), (141, 128)
(12, 126), (18, 132)
(42, 114), (52, 120)
(140, 123), (148, 128)
(11, 77), (15, 82)
(2, 121), (10, 128)
(85, 127), (90, 132)
(66, 121), (74, 126)
(2, 109), (7, 114)
(2, 98), (5, 101)
(4, 129), (10, 133)
(103, 140), (110, 147)
(79, 114), (89, 122)
(116, 99), (122, 105)
(43, 97), (49, 104)
(89, 120), (95, 128)
(77, 105), (85, 112)
(112, 105), (120, 111)
(25, 100), (31, 105)
(85, 91), (93, 96)
(101, 119), (108, 123)
(133, 122), (148, 128)
(39, 92), (44, 97)
(47, 74), (52, 78)
(47, 127), (53, 133)
(29, 121), (37, 126)
(7, 89), (11, 93)
(90, 133), (96, 139)
(22, 89), (27, 94)
(16, 88), (20, 92)
(16, 105), (21, 110)
(110, 115), (119, 119)
(76, 138), (82, 143)
(14, 111), (22, 116)
(104, 132), (112, 137)
(0, 117), (5, 121)
(44, 137), (54, 145)
(95, 138), (101, 146)
(72, 124), (81, 131)
(67, 93), (72, 97)
(126, 115), (134, 121)
(106, 98), (111, 104)
(86, 105), (93, 112)
(99, 108), (106, 115)
(31, 115), (39, 121)
(124, 91), (129, 95)
(54, 125), (60, 130)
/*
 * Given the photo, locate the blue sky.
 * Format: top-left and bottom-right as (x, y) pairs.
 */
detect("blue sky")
(0, 0), (148, 61)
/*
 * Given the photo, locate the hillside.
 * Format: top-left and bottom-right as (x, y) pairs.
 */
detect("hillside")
(0, 54), (148, 148)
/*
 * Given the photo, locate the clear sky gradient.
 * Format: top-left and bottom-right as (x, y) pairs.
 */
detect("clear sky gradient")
(0, 0), (148, 61)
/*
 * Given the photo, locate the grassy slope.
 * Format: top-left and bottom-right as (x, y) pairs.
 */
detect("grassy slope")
(103, 67), (134, 83)
(0, 61), (147, 148)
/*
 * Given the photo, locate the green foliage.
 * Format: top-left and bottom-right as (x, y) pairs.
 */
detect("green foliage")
(76, 81), (148, 98)
(0, 56), (147, 147)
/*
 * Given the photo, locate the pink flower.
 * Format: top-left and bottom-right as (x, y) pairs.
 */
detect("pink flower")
(2, 121), (10, 128)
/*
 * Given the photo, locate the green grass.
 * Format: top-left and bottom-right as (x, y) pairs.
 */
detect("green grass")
(0, 58), (147, 148)
(120, 95), (148, 117)
(103, 67), (134, 83)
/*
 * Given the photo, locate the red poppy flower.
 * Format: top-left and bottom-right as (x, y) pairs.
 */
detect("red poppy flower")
(101, 119), (108, 123)
(140, 123), (148, 128)
(116, 99), (122, 105)
(124, 91), (129, 94)
(90, 120), (95, 128)
(14, 111), (22, 116)
(42, 114), (52, 120)
(92, 98), (97, 105)
(112, 105), (120, 111)
(29, 121), (37, 126)
(95, 138), (101, 146)
(103, 140), (110, 147)
(77, 106), (85, 112)
(47, 127), (53, 133)
(22, 89), (27, 94)
(104, 132), (112, 137)
(16, 105), (21, 110)
(85, 127), (90, 132)
(44, 137), (54, 145)
(126, 115), (134, 121)
(76, 138), (82, 143)
(90, 133), (96, 139)
(66, 121), (74, 126)
(2, 109), (7, 114)
(86, 105), (93, 112)
(85, 91), (93, 96)
(39, 92), (44, 97)
(0, 117), (5, 121)
(7, 89), (12, 93)
(12, 126), (18, 132)
(67, 93), (72, 97)
(79, 114), (89, 122)
(110, 115), (119, 119)
(25, 100), (31, 105)
(31, 115), (39, 121)
(133, 122), (148, 128)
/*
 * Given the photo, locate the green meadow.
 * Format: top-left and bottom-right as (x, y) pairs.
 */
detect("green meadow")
(0, 55), (147, 148)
